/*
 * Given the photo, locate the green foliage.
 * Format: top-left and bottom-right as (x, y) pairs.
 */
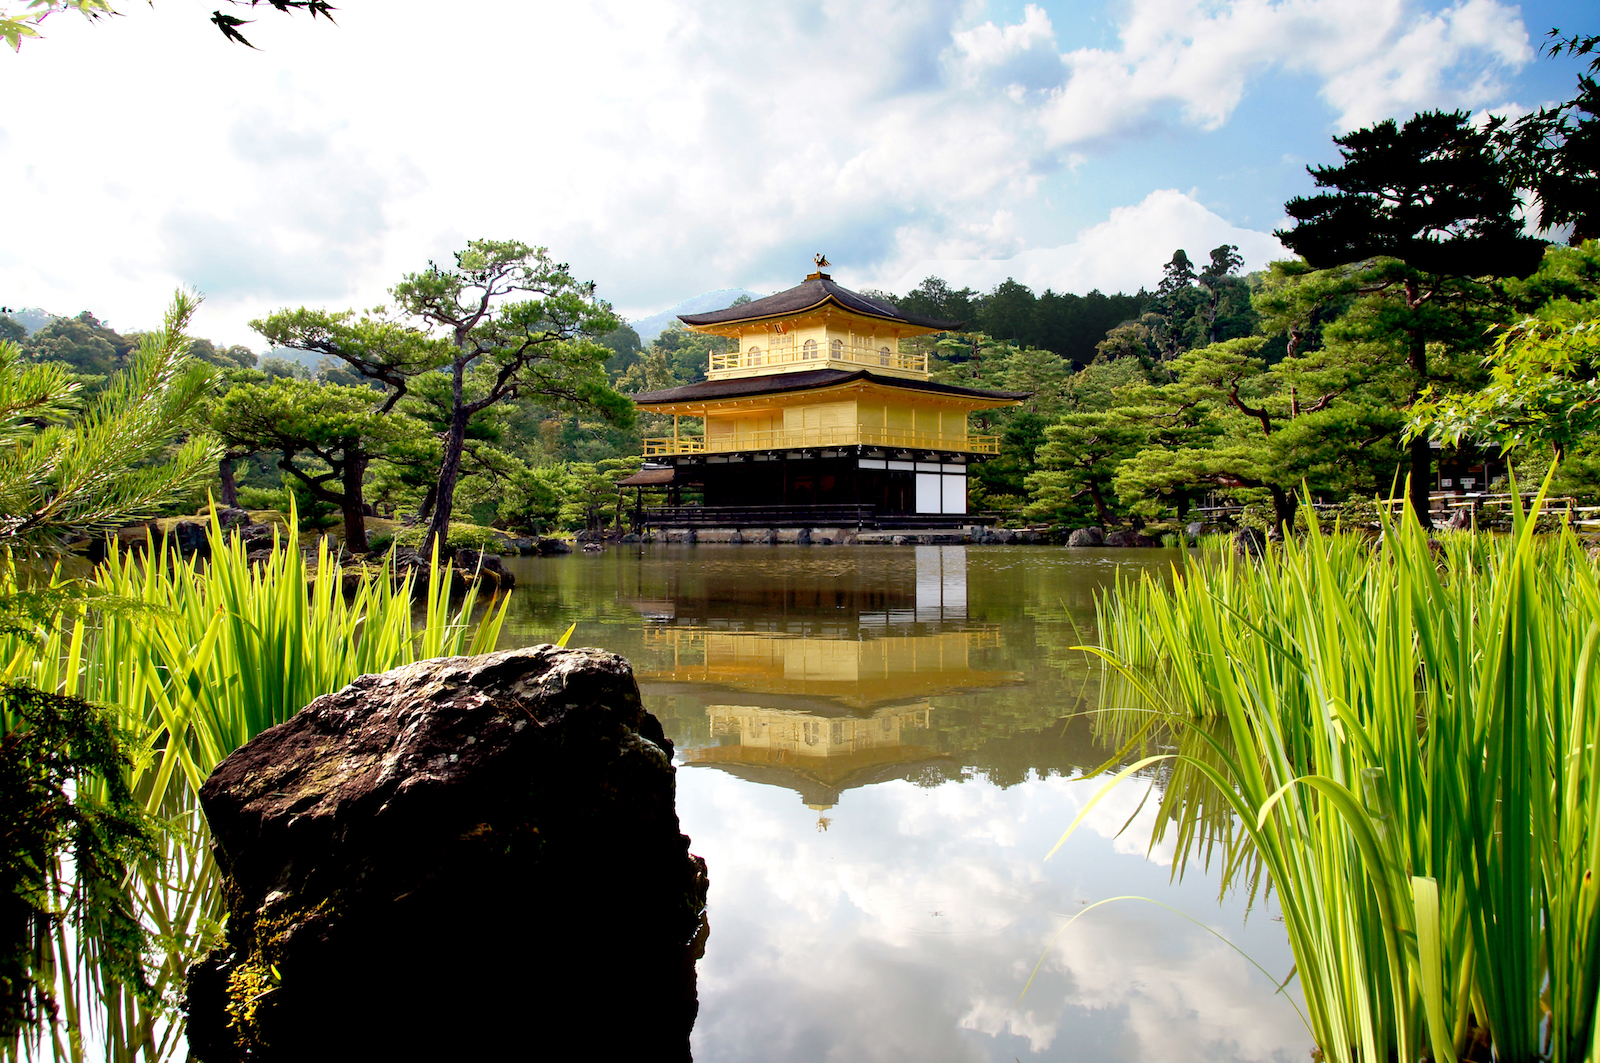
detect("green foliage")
(2, 512), (507, 1054)
(211, 377), (432, 551)
(1278, 109), (1545, 279)
(558, 458), (638, 531)
(0, 291), (220, 559)
(498, 463), (569, 534)
(1025, 411), (1146, 526)
(638, 323), (722, 387)
(897, 277), (979, 327)
(260, 239), (630, 556)
(18, 312), (132, 381)
(234, 484), (293, 514)
(958, 280), (1147, 363)
(1079, 493), (1600, 1063)
(0, 684), (155, 1052)
(1411, 308), (1600, 456)
(184, 339), (255, 371)
(597, 323), (643, 377)
(391, 522), (509, 554)
(1491, 30), (1600, 243)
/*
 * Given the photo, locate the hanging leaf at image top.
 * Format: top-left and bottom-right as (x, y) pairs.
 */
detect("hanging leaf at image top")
(1, 0), (334, 52)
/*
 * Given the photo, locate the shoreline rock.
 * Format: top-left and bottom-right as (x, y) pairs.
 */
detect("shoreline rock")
(185, 646), (708, 1062)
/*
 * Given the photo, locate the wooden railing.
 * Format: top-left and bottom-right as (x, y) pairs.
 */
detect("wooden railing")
(707, 342), (928, 375)
(643, 426), (999, 456)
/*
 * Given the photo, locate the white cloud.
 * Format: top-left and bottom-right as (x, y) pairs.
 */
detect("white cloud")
(1029, 0), (1531, 143)
(676, 768), (1307, 1062)
(886, 189), (1288, 296)
(0, 0), (1538, 345)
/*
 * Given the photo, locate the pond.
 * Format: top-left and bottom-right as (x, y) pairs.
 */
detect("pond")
(495, 545), (1309, 1063)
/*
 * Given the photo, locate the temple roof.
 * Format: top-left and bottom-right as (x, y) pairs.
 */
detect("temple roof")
(615, 466), (677, 487)
(678, 275), (964, 332)
(631, 367), (1027, 406)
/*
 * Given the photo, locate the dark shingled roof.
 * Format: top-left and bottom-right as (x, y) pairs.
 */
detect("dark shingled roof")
(631, 368), (1027, 406)
(615, 467), (676, 487)
(679, 275), (964, 332)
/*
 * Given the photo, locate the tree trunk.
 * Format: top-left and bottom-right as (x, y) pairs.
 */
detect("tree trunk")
(1270, 485), (1298, 532)
(422, 361), (469, 558)
(219, 456), (240, 508)
(1407, 328), (1434, 528)
(341, 453), (370, 553)
(416, 483), (438, 523)
(1408, 435), (1434, 529)
(1087, 483), (1114, 527)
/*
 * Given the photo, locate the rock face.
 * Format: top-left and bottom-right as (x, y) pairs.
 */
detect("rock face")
(185, 646), (708, 1062)
(452, 547), (515, 590)
(1065, 526), (1105, 548)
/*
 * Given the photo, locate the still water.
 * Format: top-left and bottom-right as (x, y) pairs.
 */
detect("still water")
(496, 545), (1308, 1063)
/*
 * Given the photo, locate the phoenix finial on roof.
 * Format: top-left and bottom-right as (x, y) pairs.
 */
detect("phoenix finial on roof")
(814, 253), (831, 270)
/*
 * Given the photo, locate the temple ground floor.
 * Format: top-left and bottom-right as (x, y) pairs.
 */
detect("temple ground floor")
(629, 446), (989, 530)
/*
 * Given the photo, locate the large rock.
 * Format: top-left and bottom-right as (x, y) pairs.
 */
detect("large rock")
(185, 646), (707, 1062)
(1065, 526), (1105, 548)
(215, 507), (252, 532)
(453, 547), (515, 590)
(240, 522), (277, 548)
(1234, 527), (1266, 559)
(1104, 529), (1157, 547)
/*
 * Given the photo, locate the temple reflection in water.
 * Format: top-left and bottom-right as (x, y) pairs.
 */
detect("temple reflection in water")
(628, 547), (1026, 816)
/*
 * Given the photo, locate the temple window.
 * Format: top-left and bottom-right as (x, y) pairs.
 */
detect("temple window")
(803, 339), (818, 360)
(879, 346), (892, 366)
(747, 345), (762, 366)
(830, 338), (843, 359)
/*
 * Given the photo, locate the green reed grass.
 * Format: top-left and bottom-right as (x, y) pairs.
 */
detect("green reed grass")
(1058, 486), (1600, 1063)
(1, 509), (508, 1061)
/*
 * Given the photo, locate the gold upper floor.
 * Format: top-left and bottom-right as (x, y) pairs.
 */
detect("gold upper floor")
(703, 327), (929, 380)
(686, 303), (933, 383)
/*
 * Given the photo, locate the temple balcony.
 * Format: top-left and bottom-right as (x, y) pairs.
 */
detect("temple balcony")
(707, 342), (928, 380)
(643, 426), (999, 456)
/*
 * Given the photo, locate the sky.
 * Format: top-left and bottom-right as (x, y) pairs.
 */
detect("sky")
(0, 0), (1592, 346)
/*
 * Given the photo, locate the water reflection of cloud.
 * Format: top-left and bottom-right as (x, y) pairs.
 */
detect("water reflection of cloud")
(680, 769), (1306, 1063)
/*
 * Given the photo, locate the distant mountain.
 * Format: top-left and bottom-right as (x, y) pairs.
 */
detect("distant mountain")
(3, 307), (59, 335)
(260, 346), (323, 370)
(629, 288), (765, 344)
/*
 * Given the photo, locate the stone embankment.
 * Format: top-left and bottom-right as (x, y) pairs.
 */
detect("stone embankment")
(185, 646), (708, 1062)
(636, 524), (1185, 546)
(640, 525), (1163, 546)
